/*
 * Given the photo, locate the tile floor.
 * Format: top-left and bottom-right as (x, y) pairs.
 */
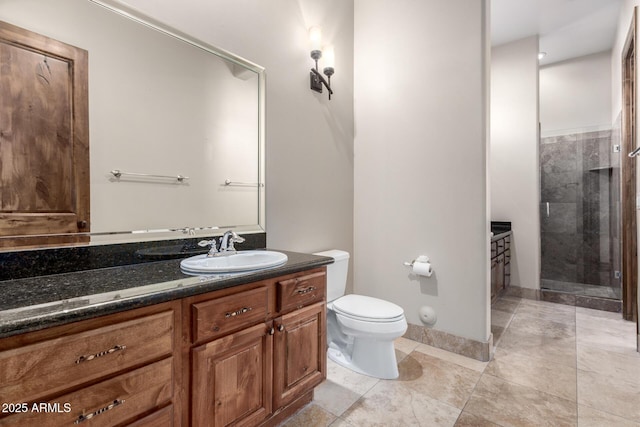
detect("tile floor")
(279, 296), (640, 426)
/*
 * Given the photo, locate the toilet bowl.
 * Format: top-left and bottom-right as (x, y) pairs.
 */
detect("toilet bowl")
(314, 250), (407, 379)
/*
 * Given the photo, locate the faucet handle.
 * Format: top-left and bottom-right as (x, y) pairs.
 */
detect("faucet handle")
(198, 239), (217, 251)
(227, 234), (245, 252)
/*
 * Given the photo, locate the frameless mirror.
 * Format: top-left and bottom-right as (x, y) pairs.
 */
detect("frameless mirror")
(0, 0), (265, 250)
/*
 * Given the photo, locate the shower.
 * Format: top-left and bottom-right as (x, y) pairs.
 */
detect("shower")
(539, 127), (622, 302)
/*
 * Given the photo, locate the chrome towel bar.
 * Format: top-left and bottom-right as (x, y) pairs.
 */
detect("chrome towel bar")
(224, 179), (264, 187)
(110, 169), (189, 182)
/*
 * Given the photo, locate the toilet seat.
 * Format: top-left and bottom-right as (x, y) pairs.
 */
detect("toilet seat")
(332, 294), (405, 323)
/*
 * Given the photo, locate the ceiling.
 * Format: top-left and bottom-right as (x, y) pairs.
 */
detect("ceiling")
(491, 0), (624, 65)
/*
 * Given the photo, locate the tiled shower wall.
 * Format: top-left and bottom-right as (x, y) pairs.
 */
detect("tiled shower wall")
(540, 124), (621, 299)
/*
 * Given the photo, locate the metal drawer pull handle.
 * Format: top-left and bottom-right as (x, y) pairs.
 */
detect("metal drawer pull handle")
(74, 399), (125, 424)
(296, 286), (316, 295)
(75, 345), (126, 364)
(225, 307), (252, 318)
(278, 324), (285, 332)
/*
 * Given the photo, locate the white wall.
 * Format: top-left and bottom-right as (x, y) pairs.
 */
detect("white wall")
(354, 0), (490, 342)
(491, 36), (540, 290)
(100, 0), (356, 288)
(612, 1), (639, 121)
(540, 51), (612, 135)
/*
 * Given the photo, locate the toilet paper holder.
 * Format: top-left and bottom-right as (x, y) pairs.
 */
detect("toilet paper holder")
(404, 255), (433, 277)
(403, 255), (429, 267)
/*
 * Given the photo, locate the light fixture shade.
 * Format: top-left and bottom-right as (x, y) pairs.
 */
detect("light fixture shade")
(309, 26), (322, 51)
(323, 45), (335, 69)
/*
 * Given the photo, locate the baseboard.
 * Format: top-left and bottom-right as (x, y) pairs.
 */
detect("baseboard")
(503, 285), (540, 300)
(403, 323), (492, 362)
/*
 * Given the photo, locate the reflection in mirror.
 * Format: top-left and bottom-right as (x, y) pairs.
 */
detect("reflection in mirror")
(0, 0), (265, 250)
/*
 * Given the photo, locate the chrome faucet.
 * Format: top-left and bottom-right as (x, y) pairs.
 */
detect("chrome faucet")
(219, 230), (245, 254)
(198, 230), (245, 257)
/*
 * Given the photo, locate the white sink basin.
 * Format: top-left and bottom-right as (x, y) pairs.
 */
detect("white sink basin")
(180, 250), (288, 274)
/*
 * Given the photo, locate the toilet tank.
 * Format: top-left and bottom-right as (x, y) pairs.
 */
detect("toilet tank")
(314, 249), (350, 303)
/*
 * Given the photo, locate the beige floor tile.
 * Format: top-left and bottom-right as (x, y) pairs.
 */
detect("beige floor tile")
(314, 378), (365, 417)
(278, 403), (336, 427)
(304, 298), (640, 427)
(395, 350), (482, 409)
(577, 405), (640, 427)
(395, 336), (420, 363)
(500, 295), (523, 303)
(497, 326), (577, 368)
(578, 368), (640, 422)
(329, 417), (357, 426)
(491, 308), (514, 328)
(414, 344), (488, 373)
(492, 298), (520, 314)
(464, 374), (578, 427)
(515, 300), (576, 324)
(577, 310), (635, 332)
(518, 298), (575, 311)
(486, 347), (577, 401)
(341, 380), (460, 427)
(507, 313), (575, 340)
(324, 358), (379, 396)
(576, 306), (624, 320)
(491, 325), (506, 344)
(454, 411), (502, 427)
(577, 344), (640, 381)
(576, 324), (638, 356)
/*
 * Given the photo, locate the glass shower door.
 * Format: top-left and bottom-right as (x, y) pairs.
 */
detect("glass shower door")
(540, 129), (621, 300)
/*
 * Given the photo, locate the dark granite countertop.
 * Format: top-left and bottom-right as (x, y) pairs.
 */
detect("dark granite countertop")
(0, 250), (332, 339)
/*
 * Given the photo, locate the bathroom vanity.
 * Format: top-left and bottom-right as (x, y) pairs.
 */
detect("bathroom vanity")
(491, 222), (512, 302)
(0, 250), (331, 426)
(0, 2), (328, 424)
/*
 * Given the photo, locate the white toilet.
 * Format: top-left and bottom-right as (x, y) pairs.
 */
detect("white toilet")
(314, 250), (407, 379)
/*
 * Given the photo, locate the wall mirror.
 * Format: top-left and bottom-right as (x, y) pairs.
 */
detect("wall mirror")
(0, 0), (265, 250)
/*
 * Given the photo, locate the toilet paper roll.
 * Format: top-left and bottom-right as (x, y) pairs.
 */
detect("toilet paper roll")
(412, 261), (433, 277)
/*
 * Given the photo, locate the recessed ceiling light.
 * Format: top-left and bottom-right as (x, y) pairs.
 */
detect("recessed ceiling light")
(538, 52), (547, 60)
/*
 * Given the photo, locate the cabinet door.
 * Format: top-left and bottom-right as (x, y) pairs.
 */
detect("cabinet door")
(491, 258), (498, 302)
(497, 254), (505, 293)
(504, 249), (511, 288)
(0, 21), (89, 248)
(191, 322), (273, 427)
(273, 302), (326, 409)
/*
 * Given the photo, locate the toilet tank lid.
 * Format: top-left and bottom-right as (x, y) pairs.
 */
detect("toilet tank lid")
(313, 249), (350, 261)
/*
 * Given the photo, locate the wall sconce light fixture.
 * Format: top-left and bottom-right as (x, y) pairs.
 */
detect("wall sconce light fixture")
(309, 26), (335, 100)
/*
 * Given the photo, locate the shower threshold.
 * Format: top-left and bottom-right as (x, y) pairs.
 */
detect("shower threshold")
(541, 279), (621, 300)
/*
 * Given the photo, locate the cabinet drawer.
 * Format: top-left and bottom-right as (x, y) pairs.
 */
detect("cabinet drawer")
(127, 404), (173, 427)
(0, 358), (173, 427)
(277, 270), (326, 312)
(0, 311), (174, 404)
(497, 238), (505, 254)
(192, 286), (268, 343)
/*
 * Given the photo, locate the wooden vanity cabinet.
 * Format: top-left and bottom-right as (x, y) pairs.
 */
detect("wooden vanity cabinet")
(191, 322), (273, 427)
(187, 268), (327, 427)
(0, 301), (181, 426)
(0, 266), (327, 427)
(491, 234), (511, 302)
(273, 302), (326, 410)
